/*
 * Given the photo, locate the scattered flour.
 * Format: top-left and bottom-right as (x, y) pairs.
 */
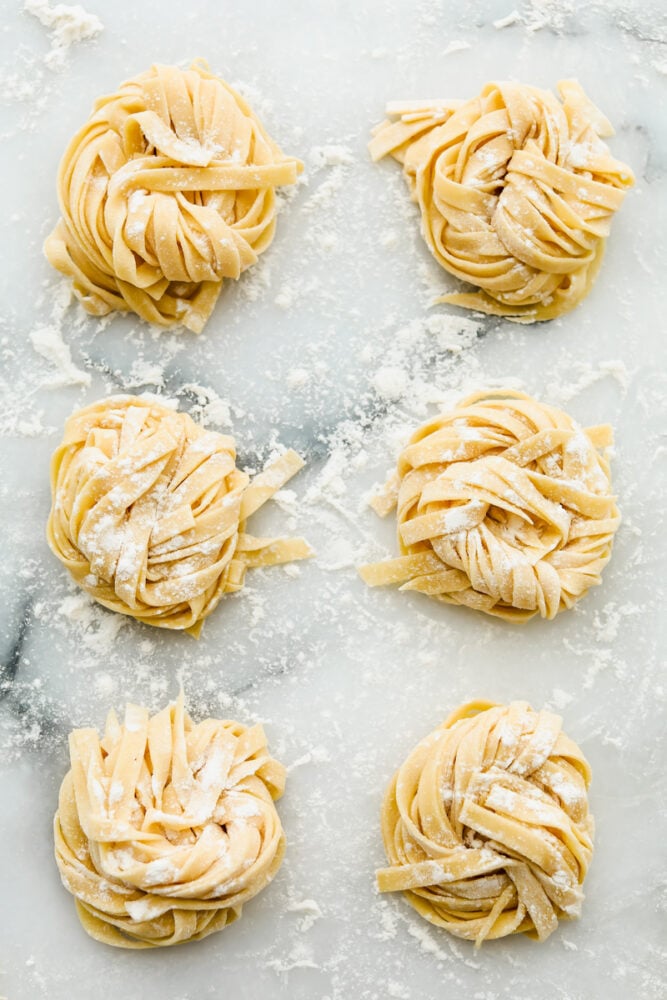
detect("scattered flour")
(443, 40), (471, 55)
(546, 360), (630, 405)
(265, 942), (319, 974)
(41, 591), (129, 653)
(287, 898), (323, 932)
(373, 366), (409, 401)
(302, 144), (355, 224)
(550, 688), (574, 710)
(24, 0), (103, 71)
(176, 383), (233, 428)
(29, 325), (91, 387)
(493, 10), (521, 29)
(287, 746), (331, 772)
(308, 145), (355, 170)
(25, 279), (90, 389)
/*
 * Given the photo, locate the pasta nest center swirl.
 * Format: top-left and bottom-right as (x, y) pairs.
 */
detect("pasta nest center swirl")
(370, 80), (634, 321)
(45, 62), (302, 332)
(361, 390), (619, 621)
(47, 395), (311, 634)
(377, 701), (594, 945)
(54, 693), (286, 948)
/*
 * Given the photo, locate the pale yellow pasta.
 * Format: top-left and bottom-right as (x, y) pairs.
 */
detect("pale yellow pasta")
(47, 395), (312, 635)
(377, 700), (594, 946)
(370, 80), (633, 321)
(54, 692), (286, 948)
(360, 390), (619, 621)
(45, 61), (302, 333)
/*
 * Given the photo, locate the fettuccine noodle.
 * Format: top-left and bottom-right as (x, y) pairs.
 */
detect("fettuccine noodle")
(377, 700), (594, 946)
(370, 80), (633, 321)
(54, 692), (286, 948)
(45, 62), (302, 332)
(360, 390), (619, 621)
(47, 395), (312, 635)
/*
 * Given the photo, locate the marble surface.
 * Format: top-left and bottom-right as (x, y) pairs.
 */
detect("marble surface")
(1, 0), (666, 997)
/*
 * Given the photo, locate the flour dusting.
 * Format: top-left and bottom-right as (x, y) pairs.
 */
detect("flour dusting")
(24, 0), (103, 70)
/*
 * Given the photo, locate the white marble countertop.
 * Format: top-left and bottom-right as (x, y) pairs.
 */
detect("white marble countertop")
(1, 0), (666, 997)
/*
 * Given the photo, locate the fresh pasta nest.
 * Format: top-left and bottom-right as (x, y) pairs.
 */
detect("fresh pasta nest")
(45, 61), (302, 333)
(370, 79), (634, 321)
(360, 390), (619, 621)
(377, 700), (594, 946)
(47, 395), (311, 635)
(54, 693), (286, 948)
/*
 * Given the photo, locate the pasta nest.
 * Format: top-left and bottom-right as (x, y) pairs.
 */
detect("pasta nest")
(360, 390), (619, 621)
(47, 395), (311, 635)
(377, 700), (594, 946)
(45, 62), (302, 333)
(54, 693), (286, 948)
(370, 79), (633, 321)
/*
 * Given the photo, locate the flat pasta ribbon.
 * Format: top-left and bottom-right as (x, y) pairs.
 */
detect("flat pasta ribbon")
(360, 389), (619, 622)
(45, 61), (302, 332)
(377, 700), (594, 946)
(47, 395), (312, 635)
(54, 692), (286, 948)
(370, 80), (634, 322)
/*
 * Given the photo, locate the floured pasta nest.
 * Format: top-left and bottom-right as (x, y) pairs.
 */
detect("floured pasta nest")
(360, 390), (619, 622)
(370, 79), (633, 321)
(377, 700), (594, 946)
(54, 692), (286, 948)
(45, 61), (302, 333)
(47, 395), (311, 635)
